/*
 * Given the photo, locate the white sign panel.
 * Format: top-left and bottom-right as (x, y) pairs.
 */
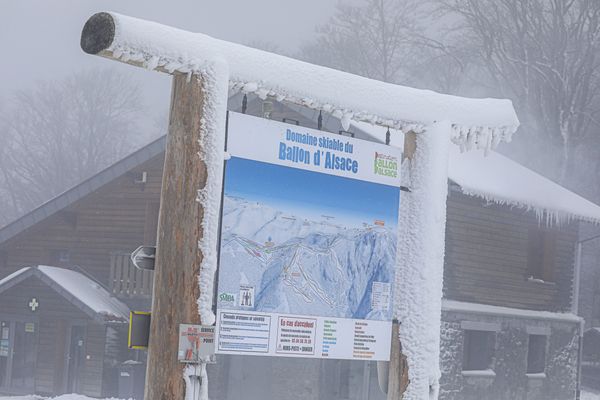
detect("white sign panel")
(216, 112), (401, 361)
(178, 324), (216, 363)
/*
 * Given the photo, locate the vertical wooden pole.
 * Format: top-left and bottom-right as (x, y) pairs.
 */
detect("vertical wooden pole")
(403, 131), (417, 162)
(144, 74), (206, 400)
(386, 130), (417, 399)
(386, 320), (402, 399)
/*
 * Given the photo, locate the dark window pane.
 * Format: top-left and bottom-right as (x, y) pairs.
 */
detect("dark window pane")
(463, 330), (494, 371)
(528, 229), (556, 282)
(527, 335), (547, 374)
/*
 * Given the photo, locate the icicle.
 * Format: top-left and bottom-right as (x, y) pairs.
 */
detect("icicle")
(164, 61), (182, 73)
(130, 52), (145, 62)
(341, 113), (353, 131)
(491, 128), (502, 148)
(242, 82), (258, 93)
(256, 88), (269, 100)
(332, 109), (343, 119)
(145, 55), (160, 71)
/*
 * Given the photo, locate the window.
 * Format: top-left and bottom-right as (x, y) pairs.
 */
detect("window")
(528, 228), (556, 282)
(463, 330), (495, 371)
(143, 202), (160, 246)
(54, 249), (70, 264)
(527, 335), (547, 374)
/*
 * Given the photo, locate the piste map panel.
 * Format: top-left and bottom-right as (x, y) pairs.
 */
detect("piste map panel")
(215, 112), (401, 361)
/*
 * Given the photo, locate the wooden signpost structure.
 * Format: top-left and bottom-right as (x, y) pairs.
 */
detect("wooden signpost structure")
(80, 11), (518, 400)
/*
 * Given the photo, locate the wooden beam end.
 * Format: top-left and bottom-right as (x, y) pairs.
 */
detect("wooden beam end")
(81, 12), (116, 55)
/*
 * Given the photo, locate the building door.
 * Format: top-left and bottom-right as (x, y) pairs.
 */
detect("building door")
(66, 325), (86, 393)
(0, 320), (37, 393)
(10, 321), (37, 390)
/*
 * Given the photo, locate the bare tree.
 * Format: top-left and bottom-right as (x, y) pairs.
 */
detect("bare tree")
(437, 0), (600, 183)
(0, 69), (143, 224)
(300, 0), (425, 84)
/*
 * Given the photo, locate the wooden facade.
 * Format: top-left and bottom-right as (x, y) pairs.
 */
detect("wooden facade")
(0, 153), (163, 288)
(444, 187), (577, 312)
(0, 145), (164, 397)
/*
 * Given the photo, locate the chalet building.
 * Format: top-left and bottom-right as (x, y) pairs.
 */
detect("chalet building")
(577, 223), (600, 388)
(0, 138), (164, 397)
(1, 97), (599, 399)
(355, 116), (600, 400)
(0, 265), (129, 396)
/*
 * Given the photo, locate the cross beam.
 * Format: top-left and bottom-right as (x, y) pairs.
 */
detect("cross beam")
(80, 12), (519, 148)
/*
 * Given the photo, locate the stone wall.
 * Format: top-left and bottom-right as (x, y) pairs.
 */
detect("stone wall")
(439, 310), (579, 400)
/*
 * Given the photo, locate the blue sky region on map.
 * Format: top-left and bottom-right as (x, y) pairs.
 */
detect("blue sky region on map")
(224, 157), (400, 228)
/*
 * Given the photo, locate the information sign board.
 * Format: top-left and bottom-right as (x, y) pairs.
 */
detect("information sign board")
(215, 112), (401, 361)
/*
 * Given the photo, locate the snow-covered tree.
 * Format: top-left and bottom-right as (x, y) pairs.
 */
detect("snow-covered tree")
(437, 0), (600, 184)
(300, 0), (425, 84)
(0, 69), (143, 225)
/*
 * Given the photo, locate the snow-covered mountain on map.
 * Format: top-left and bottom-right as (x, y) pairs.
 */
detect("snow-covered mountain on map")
(218, 196), (397, 321)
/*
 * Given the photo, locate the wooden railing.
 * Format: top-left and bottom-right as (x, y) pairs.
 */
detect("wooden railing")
(109, 252), (153, 297)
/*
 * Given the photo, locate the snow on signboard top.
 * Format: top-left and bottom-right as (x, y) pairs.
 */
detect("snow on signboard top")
(353, 121), (600, 225)
(0, 265), (129, 322)
(84, 12), (519, 151)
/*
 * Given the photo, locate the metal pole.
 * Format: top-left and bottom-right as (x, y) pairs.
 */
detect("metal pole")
(573, 242), (583, 315)
(576, 318), (584, 400)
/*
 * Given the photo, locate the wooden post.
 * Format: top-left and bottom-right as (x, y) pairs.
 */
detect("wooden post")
(403, 131), (417, 161)
(386, 320), (410, 399)
(144, 74), (207, 400)
(385, 130), (417, 399)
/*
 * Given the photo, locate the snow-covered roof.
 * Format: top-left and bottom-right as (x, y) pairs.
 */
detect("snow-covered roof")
(353, 121), (600, 225)
(586, 327), (600, 335)
(0, 135), (166, 245)
(81, 12), (519, 152)
(447, 145), (600, 225)
(0, 265), (130, 323)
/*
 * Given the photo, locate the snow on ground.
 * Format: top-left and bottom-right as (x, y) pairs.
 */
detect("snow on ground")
(0, 396), (42, 400)
(0, 395), (124, 400)
(583, 389), (600, 400)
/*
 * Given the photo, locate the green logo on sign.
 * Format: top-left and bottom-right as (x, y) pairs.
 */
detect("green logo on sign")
(374, 152), (398, 178)
(219, 293), (235, 303)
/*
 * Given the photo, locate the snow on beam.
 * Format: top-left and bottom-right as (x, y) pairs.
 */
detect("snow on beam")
(80, 12), (520, 150)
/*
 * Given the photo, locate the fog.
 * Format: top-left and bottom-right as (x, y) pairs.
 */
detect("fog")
(0, 0), (337, 116)
(1, 1), (600, 400)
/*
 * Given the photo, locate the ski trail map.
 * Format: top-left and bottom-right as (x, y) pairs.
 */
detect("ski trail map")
(215, 112), (401, 361)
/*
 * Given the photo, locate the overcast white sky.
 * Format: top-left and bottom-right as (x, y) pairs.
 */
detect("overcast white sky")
(0, 0), (337, 122)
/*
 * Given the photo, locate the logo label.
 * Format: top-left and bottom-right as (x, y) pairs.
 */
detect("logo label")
(374, 152), (398, 178)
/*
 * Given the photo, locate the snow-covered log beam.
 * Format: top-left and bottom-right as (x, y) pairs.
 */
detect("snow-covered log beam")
(80, 12), (520, 150)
